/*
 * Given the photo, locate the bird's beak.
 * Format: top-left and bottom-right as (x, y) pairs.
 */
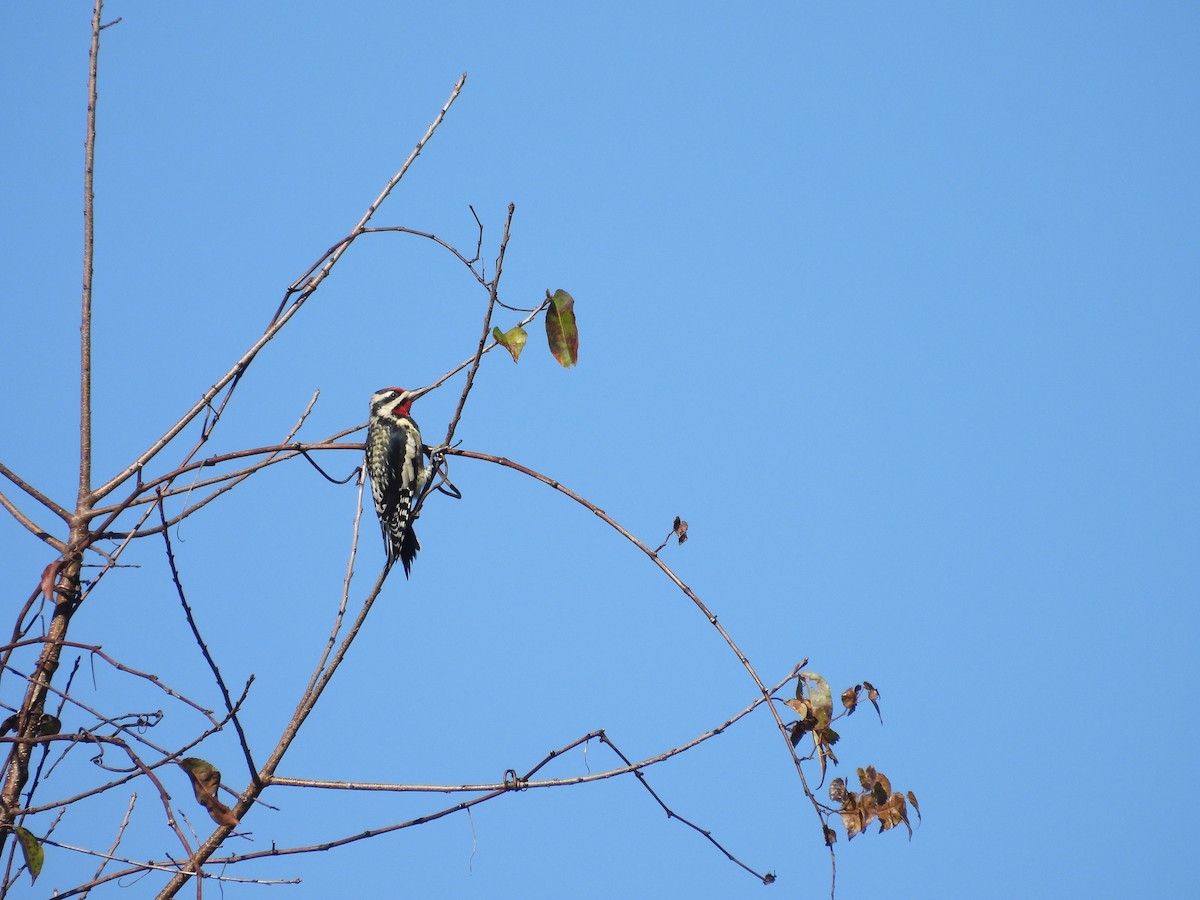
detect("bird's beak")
(406, 382), (436, 401)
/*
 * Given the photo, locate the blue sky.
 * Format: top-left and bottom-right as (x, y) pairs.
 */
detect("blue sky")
(2, 2), (1198, 898)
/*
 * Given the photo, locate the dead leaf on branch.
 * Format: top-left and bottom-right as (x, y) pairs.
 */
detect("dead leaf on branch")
(179, 757), (239, 827)
(799, 672), (832, 730)
(39, 560), (65, 605)
(842, 684), (861, 714)
(907, 790), (922, 825)
(833, 766), (915, 841)
(795, 671), (839, 785)
(672, 516), (688, 544)
(863, 679), (882, 722)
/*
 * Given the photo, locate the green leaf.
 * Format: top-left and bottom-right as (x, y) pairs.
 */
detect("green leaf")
(544, 289), (578, 368)
(15, 826), (43, 884)
(492, 325), (528, 363)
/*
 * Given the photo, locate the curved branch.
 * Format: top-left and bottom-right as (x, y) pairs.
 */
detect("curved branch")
(445, 450), (826, 823)
(92, 74), (467, 504)
(360, 224), (487, 285)
(441, 203), (514, 450)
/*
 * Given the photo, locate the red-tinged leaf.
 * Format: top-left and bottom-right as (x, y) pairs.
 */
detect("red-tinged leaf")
(15, 826), (42, 884)
(492, 325), (528, 363)
(40, 560), (64, 605)
(180, 757), (239, 827)
(544, 289), (578, 367)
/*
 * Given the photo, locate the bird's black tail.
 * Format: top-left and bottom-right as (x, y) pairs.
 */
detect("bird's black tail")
(399, 524), (421, 578)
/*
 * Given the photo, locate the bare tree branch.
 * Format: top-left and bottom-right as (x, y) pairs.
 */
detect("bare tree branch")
(156, 492), (257, 781)
(0, 487), (64, 550)
(84, 790), (136, 896)
(442, 203), (515, 449)
(270, 665), (799, 794)
(0, 461), (71, 522)
(157, 479), (384, 896)
(0, 638), (215, 721)
(444, 449), (828, 826)
(79, 0), (100, 502)
(92, 73), (467, 504)
(17, 682), (251, 818)
(5, 733), (194, 859)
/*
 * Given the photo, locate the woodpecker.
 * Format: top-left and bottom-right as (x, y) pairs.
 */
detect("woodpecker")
(366, 385), (434, 576)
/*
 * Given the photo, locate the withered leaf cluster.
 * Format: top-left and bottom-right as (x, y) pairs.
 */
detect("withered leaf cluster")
(829, 767), (920, 843)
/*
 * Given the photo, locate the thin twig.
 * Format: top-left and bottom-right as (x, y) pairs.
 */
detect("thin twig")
(598, 732), (771, 883)
(83, 791), (137, 897)
(442, 203), (515, 450)
(0, 638), (216, 721)
(300, 469), (366, 700)
(359, 224), (487, 285)
(155, 493), (256, 780)
(270, 666), (799, 794)
(43, 838), (300, 899)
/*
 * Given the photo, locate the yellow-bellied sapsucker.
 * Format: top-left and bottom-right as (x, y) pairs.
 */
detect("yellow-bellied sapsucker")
(366, 385), (433, 576)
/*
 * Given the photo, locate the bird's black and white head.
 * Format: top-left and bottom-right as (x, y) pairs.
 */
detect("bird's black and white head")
(369, 384), (434, 423)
